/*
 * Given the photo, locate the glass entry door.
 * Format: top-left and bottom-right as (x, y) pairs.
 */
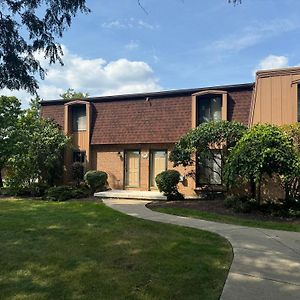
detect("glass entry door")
(125, 151), (140, 188)
(150, 150), (167, 188)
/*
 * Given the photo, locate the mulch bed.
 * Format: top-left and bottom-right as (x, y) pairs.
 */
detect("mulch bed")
(147, 200), (300, 224)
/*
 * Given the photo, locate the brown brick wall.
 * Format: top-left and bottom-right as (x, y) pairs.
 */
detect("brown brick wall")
(90, 96), (192, 145)
(41, 104), (65, 128)
(228, 89), (253, 125)
(91, 144), (197, 195)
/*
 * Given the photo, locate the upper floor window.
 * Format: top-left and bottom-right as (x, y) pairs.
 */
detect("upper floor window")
(298, 85), (300, 122)
(197, 95), (222, 125)
(72, 105), (86, 131)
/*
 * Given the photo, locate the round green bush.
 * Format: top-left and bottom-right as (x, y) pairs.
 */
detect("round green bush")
(155, 170), (183, 200)
(84, 170), (108, 193)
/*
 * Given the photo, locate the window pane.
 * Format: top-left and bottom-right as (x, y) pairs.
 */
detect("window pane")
(73, 151), (85, 163)
(198, 152), (222, 185)
(197, 96), (222, 125)
(72, 106), (86, 131)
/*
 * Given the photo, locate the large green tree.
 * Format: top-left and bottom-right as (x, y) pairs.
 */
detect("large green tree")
(170, 120), (247, 185)
(0, 0), (90, 94)
(225, 124), (298, 202)
(6, 102), (70, 188)
(0, 96), (22, 187)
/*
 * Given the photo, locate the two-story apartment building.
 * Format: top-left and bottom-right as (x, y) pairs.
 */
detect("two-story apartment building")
(41, 66), (300, 196)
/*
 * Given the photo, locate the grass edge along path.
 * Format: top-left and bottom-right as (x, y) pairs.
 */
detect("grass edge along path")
(152, 206), (300, 232)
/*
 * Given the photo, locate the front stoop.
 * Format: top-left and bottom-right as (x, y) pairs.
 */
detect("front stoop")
(94, 190), (200, 200)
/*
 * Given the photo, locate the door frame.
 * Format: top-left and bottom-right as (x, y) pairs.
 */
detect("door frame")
(149, 149), (168, 190)
(124, 150), (141, 189)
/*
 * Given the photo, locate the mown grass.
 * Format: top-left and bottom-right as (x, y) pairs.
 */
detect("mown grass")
(0, 199), (232, 300)
(153, 207), (300, 232)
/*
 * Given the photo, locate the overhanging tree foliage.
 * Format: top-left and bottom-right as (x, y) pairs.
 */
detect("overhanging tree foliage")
(170, 121), (247, 184)
(0, 0), (90, 94)
(281, 123), (300, 200)
(225, 124), (299, 202)
(0, 96), (22, 187)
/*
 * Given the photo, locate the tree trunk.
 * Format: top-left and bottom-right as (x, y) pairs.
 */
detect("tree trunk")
(250, 177), (256, 199)
(256, 177), (262, 205)
(0, 168), (3, 188)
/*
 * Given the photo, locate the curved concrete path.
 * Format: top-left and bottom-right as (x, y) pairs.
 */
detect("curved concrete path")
(103, 199), (300, 300)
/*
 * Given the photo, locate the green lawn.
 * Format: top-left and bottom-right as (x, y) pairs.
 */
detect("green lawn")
(153, 207), (300, 232)
(0, 199), (232, 300)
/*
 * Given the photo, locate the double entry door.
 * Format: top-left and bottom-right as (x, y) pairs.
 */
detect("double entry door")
(124, 150), (168, 189)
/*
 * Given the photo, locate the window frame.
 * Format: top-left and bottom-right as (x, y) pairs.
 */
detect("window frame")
(192, 90), (228, 129)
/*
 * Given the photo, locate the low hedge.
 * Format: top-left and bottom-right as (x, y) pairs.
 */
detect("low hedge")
(46, 185), (91, 201)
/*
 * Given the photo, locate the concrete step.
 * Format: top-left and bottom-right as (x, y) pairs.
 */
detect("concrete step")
(94, 190), (200, 200)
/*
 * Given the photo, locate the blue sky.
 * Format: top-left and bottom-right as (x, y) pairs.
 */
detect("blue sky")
(2, 0), (300, 104)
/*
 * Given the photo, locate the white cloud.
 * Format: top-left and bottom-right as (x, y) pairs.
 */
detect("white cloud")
(0, 45), (162, 106)
(125, 40), (139, 50)
(257, 55), (289, 70)
(252, 55), (289, 77)
(102, 18), (159, 30)
(211, 19), (299, 52)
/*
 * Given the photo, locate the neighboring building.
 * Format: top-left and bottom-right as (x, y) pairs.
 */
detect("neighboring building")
(41, 67), (300, 196)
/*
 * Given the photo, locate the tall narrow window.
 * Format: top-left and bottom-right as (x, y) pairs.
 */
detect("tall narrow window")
(198, 152), (222, 185)
(197, 95), (222, 125)
(72, 105), (86, 131)
(298, 85), (300, 122)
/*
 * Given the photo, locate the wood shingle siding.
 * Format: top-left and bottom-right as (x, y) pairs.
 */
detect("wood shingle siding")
(90, 96), (192, 145)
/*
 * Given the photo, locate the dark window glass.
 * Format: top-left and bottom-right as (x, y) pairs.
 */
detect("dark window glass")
(72, 105), (86, 131)
(197, 96), (222, 125)
(198, 152), (222, 185)
(73, 151), (86, 163)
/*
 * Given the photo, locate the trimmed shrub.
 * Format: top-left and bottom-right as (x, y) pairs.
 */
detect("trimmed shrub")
(155, 170), (183, 200)
(28, 182), (49, 197)
(72, 162), (84, 186)
(2, 182), (49, 197)
(224, 195), (238, 209)
(224, 196), (258, 213)
(46, 185), (74, 201)
(84, 170), (108, 193)
(46, 185), (91, 201)
(72, 185), (91, 199)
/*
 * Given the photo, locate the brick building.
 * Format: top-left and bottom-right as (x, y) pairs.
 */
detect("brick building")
(41, 67), (300, 196)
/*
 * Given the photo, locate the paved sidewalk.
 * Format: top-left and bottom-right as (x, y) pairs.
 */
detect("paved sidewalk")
(103, 199), (300, 300)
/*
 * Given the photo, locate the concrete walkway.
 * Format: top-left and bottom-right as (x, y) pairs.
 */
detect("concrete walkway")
(103, 199), (300, 300)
